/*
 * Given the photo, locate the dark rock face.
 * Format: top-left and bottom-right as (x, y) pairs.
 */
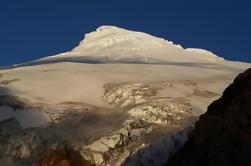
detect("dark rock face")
(166, 68), (251, 166)
(0, 118), (44, 166)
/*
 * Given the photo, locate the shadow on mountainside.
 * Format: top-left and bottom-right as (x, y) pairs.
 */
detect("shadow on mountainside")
(7, 55), (243, 72)
(122, 127), (192, 166)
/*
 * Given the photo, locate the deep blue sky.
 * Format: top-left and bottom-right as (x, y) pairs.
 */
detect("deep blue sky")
(0, 0), (250, 66)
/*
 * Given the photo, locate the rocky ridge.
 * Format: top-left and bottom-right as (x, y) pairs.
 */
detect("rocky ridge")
(166, 68), (251, 166)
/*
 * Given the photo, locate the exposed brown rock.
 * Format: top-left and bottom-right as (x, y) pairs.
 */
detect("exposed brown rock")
(166, 68), (251, 166)
(41, 148), (93, 166)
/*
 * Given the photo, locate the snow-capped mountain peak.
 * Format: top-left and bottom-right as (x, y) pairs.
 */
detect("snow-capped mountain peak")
(29, 25), (224, 65)
(72, 25), (183, 53)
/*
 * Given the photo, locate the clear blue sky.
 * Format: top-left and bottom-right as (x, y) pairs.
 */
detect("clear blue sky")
(0, 0), (250, 66)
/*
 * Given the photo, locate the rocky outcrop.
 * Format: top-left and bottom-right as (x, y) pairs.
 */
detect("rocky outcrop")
(41, 146), (93, 166)
(166, 68), (251, 166)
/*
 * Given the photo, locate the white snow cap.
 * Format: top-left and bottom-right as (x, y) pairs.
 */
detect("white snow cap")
(72, 25), (183, 52)
(36, 25), (224, 64)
